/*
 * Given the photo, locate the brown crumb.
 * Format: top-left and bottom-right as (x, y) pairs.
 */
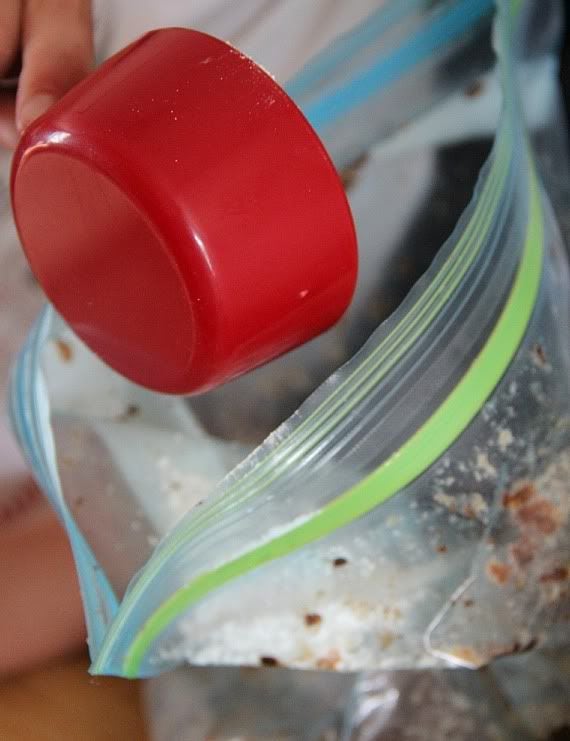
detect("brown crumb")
(118, 404), (140, 421)
(54, 339), (73, 362)
(489, 637), (538, 659)
(463, 599), (474, 608)
(74, 496), (85, 508)
(339, 153), (369, 191)
(436, 544), (447, 553)
(486, 559), (511, 585)
(450, 646), (484, 667)
(531, 343), (547, 368)
(379, 631), (397, 649)
(333, 557), (348, 568)
(517, 499), (561, 535)
(513, 636), (538, 653)
(517, 637), (538, 653)
(260, 656), (279, 668)
(316, 650), (340, 670)
(509, 537), (536, 566)
(502, 482), (535, 509)
(464, 79), (484, 98)
(540, 566), (569, 583)
(304, 613), (322, 627)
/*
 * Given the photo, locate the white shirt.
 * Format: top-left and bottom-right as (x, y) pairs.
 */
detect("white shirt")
(94, 0), (382, 83)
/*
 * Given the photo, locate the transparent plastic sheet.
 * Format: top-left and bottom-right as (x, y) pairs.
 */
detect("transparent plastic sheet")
(7, 0), (570, 737)
(144, 649), (570, 740)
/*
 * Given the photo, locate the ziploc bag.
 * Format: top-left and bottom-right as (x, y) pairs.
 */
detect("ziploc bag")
(8, 0), (570, 691)
(143, 649), (570, 740)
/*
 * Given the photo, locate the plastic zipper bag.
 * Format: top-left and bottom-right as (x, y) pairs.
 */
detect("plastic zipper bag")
(143, 648), (570, 740)
(8, 0), (569, 717)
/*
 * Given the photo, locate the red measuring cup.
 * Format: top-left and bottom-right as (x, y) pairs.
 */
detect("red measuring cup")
(11, 28), (357, 394)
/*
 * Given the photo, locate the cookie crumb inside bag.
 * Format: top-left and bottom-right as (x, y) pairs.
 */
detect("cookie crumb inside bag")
(9, 0), (570, 737)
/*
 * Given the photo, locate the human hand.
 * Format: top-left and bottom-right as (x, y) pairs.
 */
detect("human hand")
(0, 418), (85, 676)
(0, 0), (93, 149)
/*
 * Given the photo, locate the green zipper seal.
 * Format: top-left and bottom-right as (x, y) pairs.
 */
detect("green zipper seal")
(119, 155), (543, 678)
(92, 130), (511, 675)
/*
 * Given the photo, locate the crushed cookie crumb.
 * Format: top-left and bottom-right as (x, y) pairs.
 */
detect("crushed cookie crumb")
(503, 482), (536, 509)
(464, 79), (484, 98)
(54, 339), (73, 362)
(489, 637), (538, 659)
(436, 544), (448, 553)
(339, 153), (369, 191)
(117, 404), (140, 421)
(517, 499), (561, 535)
(486, 559), (511, 585)
(316, 650), (340, 670)
(531, 343), (547, 368)
(509, 537), (536, 566)
(539, 566), (569, 583)
(379, 631), (397, 649)
(333, 557), (348, 568)
(433, 491), (456, 511)
(304, 613), (322, 627)
(450, 646), (484, 667)
(497, 428), (514, 452)
(514, 636), (538, 653)
(475, 452), (497, 480)
(463, 599), (474, 608)
(260, 656), (279, 667)
(466, 493), (488, 520)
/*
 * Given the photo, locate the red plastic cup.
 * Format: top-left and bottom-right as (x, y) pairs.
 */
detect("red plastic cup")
(11, 29), (357, 394)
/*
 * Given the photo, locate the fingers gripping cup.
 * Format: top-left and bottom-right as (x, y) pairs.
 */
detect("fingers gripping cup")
(10, 29), (357, 395)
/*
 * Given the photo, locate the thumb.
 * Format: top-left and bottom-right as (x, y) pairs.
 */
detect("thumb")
(16, 0), (93, 132)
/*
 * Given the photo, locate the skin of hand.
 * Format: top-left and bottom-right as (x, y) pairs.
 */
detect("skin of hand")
(0, 0), (94, 673)
(0, 419), (85, 676)
(0, 0), (94, 149)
